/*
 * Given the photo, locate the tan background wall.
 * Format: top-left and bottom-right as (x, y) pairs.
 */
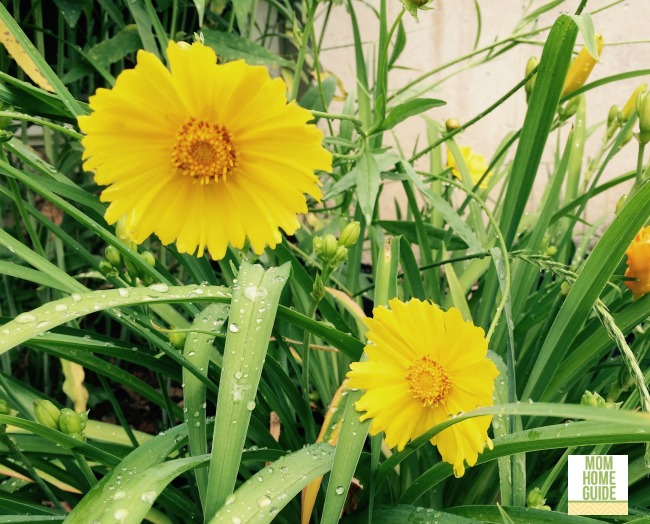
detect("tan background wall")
(316, 0), (648, 224)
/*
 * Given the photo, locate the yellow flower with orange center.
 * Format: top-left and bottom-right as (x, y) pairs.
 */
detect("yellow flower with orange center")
(347, 298), (499, 477)
(625, 226), (650, 300)
(446, 146), (493, 188)
(78, 41), (331, 259)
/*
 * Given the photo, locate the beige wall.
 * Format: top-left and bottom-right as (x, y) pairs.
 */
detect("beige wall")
(317, 0), (648, 224)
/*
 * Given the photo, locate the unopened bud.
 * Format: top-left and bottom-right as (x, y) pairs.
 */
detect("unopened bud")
(527, 487), (544, 508)
(525, 56), (539, 100)
(0, 399), (9, 415)
(561, 34), (604, 97)
(142, 251), (156, 268)
(79, 410), (89, 430)
(34, 400), (61, 430)
(104, 245), (122, 268)
(59, 408), (83, 435)
(311, 273), (325, 302)
(321, 234), (338, 261)
(635, 91), (650, 144)
(545, 245), (557, 257)
(312, 236), (323, 257)
(338, 221), (361, 248)
(607, 105), (619, 128)
(620, 83), (647, 122)
(168, 328), (187, 350)
(581, 390), (606, 407)
(98, 260), (116, 277)
(328, 245), (349, 268)
(559, 96), (580, 121)
(445, 118), (461, 132)
(400, 0), (431, 19)
(560, 281), (572, 296)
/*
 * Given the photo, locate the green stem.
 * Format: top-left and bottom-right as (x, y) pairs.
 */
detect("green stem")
(290, 0), (317, 101)
(72, 449), (97, 489)
(302, 265), (333, 401)
(636, 141), (646, 185)
(0, 430), (65, 510)
(97, 375), (139, 448)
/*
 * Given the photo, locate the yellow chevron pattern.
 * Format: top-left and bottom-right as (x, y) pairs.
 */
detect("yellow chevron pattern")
(568, 502), (627, 515)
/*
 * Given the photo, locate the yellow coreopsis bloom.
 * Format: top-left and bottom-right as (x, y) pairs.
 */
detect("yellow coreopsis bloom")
(624, 226), (650, 299)
(79, 41), (332, 259)
(347, 298), (499, 477)
(561, 34), (604, 97)
(446, 146), (493, 188)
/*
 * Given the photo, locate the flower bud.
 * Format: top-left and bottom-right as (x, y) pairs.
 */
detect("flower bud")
(620, 83), (647, 122)
(400, 0), (431, 19)
(527, 487), (545, 508)
(142, 251), (156, 268)
(312, 236), (323, 257)
(607, 105), (619, 128)
(59, 408), (84, 435)
(328, 245), (349, 268)
(560, 281), (572, 296)
(0, 399), (9, 415)
(321, 234), (338, 261)
(635, 91), (650, 144)
(581, 390), (606, 407)
(104, 245), (122, 268)
(34, 400), (61, 430)
(311, 273), (326, 302)
(545, 245), (557, 257)
(124, 257), (140, 280)
(559, 95), (581, 121)
(168, 328), (187, 350)
(338, 221), (361, 248)
(561, 34), (604, 97)
(524, 56), (539, 100)
(98, 260), (116, 277)
(79, 410), (89, 430)
(445, 118), (461, 132)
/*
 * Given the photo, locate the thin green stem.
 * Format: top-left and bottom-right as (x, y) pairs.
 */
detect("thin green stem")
(290, 0), (317, 101)
(71, 449), (97, 489)
(0, 430), (65, 510)
(636, 142), (646, 185)
(97, 375), (139, 448)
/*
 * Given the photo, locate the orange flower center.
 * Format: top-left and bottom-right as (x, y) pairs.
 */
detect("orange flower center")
(171, 118), (237, 184)
(405, 355), (452, 408)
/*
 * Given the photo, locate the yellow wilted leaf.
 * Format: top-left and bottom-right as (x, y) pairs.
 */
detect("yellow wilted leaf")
(301, 380), (348, 524)
(0, 19), (54, 92)
(60, 359), (89, 412)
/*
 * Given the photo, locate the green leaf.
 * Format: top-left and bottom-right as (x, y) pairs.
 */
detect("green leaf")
(376, 220), (468, 250)
(208, 443), (335, 524)
(450, 505), (605, 523)
(52, 0), (85, 28)
(182, 304), (229, 506)
(355, 150), (382, 225)
(204, 262), (291, 519)
(299, 75), (337, 111)
(380, 98), (446, 131)
(567, 13), (599, 60)
(523, 181), (650, 401)
(342, 505), (482, 523)
(193, 0), (206, 25)
(201, 28), (292, 67)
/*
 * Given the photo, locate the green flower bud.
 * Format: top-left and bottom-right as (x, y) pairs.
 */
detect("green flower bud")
(607, 105), (619, 128)
(581, 390), (606, 407)
(635, 91), (650, 144)
(34, 400), (61, 430)
(99, 260), (117, 277)
(338, 221), (361, 248)
(79, 410), (89, 430)
(559, 96), (580, 121)
(142, 251), (156, 268)
(545, 245), (557, 257)
(620, 83), (647, 122)
(445, 118), (461, 132)
(527, 487), (545, 508)
(328, 245), (349, 268)
(321, 234), (338, 261)
(124, 256), (140, 280)
(311, 272), (326, 302)
(400, 0), (432, 19)
(104, 245), (122, 268)
(312, 236), (323, 257)
(168, 328), (187, 350)
(525, 56), (539, 101)
(560, 281), (572, 296)
(59, 408), (84, 435)
(0, 399), (9, 415)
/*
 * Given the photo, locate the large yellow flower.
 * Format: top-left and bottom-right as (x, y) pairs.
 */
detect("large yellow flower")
(446, 146), (493, 189)
(347, 298), (499, 477)
(625, 226), (650, 299)
(78, 41), (331, 259)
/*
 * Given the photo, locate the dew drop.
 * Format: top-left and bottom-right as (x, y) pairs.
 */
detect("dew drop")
(15, 314), (36, 324)
(257, 495), (272, 507)
(54, 304), (68, 312)
(335, 486), (345, 495)
(244, 285), (268, 302)
(246, 401), (256, 411)
(118, 288), (129, 298)
(113, 490), (126, 501)
(71, 293), (81, 302)
(141, 490), (157, 504)
(149, 283), (169, 293)
(229, 323), (239, 333)
(113, 509), (129, 522)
